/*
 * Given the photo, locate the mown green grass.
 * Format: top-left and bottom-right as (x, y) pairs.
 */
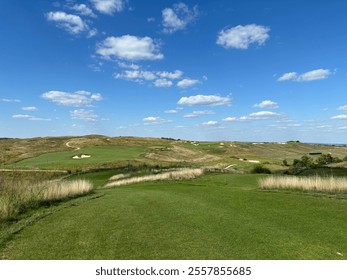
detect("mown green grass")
(1, 173), (346, 260)
(6, 146), (147, 170)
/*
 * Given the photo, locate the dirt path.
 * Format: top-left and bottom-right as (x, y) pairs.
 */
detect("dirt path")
(65, 141), (80, 151)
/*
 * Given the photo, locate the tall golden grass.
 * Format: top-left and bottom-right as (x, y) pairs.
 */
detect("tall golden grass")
(0, 179), (93, 220)
(259, 175), (347, 193)
(104, 168), (204, 188)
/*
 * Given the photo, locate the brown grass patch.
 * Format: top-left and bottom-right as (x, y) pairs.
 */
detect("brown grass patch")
(259, 175), (347, 193)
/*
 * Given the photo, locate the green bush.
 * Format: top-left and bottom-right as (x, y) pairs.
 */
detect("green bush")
(251, 165), (271, 174)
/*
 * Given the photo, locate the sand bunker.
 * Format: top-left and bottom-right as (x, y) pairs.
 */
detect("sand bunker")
(72, 154), (91, 160)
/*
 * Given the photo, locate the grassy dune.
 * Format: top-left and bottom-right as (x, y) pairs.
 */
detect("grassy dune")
(259, 176), (347, 193)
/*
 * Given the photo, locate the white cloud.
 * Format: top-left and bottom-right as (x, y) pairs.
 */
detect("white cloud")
(162, 2), (198, 33)
(96, 35), (164, 61)
(184, 110), (215, 118)
(164, 109), (178, 114)
(12, 114), (50, 121)
(202, 121), (219, 127)
(254, 100), (279, 109)
(177, 78), (199, 88)
(114, 69), (185, 86)
(278, 69), (332, 82)
(298, 69), (332, 81)
(118, 62), (140, 70)
(46, 11), (88, 35)
(22, 106), (38, 111)
(331, 115), (347, 120)
(12, 114), (32, 119)
(71, 4), (96, 17)
(143, 116), (169, 125)
(222, 117), (237, 122)
(177, 94), (231, 106)
(241, 111), (281, 120)
(114, 70), (157, 81)
(70, 109), (99, 121)
(153, 79), (173, 88)
(338, 105), (347, 111)
(217, 24), (270, 49)
(157, 70), (183, 79)
(1, 98), (21, 103)
(89, 0), (125, 15)
(41, 90), (103, 107)
(277, 72), (298, 81)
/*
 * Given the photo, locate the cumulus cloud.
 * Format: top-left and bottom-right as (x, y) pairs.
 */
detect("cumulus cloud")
(114, 69), (184, 86)
(96, 35), (164, 61)
(331, 115), (347, 120)
(41, 90), (103, 107)
(114, 70), (157, 81)
(153, 79), (173, 88)
(143, 116), (170, 125)
(217, 24), (270, 49)
(177, 94), (231, 106)
(277, 72), (298, 81)
(70, 109), (99, 121)
(46, 11), (89, 34)
(157, 70), (183, 79)
(338, 105), (347, 111)
(240, 111), (281, 120)
(177, 78), (199, 88)
(222, 117), (237, 122)
(22, 106), (38, 111)
(162, 2), (198, 33)
(253, 100), (279, 109)
(277, 69), (332, 82)
(71, 3), (96, 17)
(89, 0), (125, 15)
(184, 110), (215, 118)
(202, 121), (219, 127)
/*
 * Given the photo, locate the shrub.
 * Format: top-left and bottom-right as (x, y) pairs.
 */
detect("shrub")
(251, 165), (271, 174)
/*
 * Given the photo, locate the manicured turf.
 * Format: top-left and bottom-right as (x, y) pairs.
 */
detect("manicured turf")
(7, 146), (147, 169)
(1, 173), (346, 260)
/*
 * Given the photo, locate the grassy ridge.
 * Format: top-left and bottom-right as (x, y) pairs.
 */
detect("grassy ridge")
(1, 173), (346, 259)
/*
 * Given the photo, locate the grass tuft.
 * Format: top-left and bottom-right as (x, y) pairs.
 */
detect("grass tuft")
(0, 179), (93, 220)
(104, 168), (204, 188)
(259, 175), (347, 193)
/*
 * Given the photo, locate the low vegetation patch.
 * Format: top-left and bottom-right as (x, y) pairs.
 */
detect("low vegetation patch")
(104, 168), (204, 188)
(0, 179), (93, 220)
(259, 175), (347, 193)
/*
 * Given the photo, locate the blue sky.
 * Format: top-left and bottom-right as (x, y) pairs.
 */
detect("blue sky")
(1, 0), (347, 143)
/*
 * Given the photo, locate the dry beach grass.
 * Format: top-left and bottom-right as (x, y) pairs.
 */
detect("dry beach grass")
(259, 175), (347, 193)
(0, 179), (93, 219)
(104, 168), (204, 188)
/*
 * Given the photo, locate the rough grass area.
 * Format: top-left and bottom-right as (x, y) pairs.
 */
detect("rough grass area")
(1, 173), (346, 260)
(104, 168), (204, 188)
(259, 175), (347, 193)
(0, 179), (93, 220)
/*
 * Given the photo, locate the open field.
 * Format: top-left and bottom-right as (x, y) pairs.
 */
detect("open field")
(0, 173), (346, 259)
(0, 135), (347, 260)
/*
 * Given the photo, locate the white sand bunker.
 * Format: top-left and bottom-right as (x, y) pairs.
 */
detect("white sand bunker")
(72, 154), (91, 160)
